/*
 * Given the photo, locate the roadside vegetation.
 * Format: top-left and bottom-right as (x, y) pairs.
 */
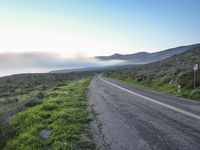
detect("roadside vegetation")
(0, 73), (95, 149)
(105, 47), (200, 101)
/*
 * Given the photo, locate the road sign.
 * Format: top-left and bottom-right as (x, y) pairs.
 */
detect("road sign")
(177, 84), (181, 93)
(193, 64), (198, 90)
(194, 64), (198, 71)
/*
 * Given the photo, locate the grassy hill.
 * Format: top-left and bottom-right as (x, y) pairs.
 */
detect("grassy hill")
(105, 47), (200, 100)
(0, 73), (95, 149)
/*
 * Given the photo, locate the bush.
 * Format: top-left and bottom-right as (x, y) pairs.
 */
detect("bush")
(190, 88), (200, 100)
(41, 103), (57, 111)
(0, 97), (18, 105)
(25, 92), (44, 107)
(25, 98), (42, 107)
(0, 118), (16, 149)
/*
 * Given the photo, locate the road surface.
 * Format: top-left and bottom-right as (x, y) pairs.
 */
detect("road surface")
(88, 75), (200, 150)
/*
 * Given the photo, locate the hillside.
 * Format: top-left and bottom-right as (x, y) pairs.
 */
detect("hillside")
(97, 43), (200, 64)
(0, 72), (95, 149)
(105, 47), (200, 100)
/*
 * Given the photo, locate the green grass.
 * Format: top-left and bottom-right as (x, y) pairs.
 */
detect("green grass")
(107, 74), (200, 101)
(3, 77), (95, 150)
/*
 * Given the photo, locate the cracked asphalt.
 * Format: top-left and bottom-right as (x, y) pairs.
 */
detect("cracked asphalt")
(88, 75), (200, 150)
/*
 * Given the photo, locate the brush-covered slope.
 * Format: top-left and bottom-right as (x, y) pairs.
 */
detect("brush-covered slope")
(106, 47), (200, 89)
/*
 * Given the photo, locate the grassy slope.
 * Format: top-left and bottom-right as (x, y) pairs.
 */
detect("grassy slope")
(3, 77), (94, 150)
(105, 47), (200, 100)
(0, 73), (91, 114)
(0, 73), (93, 148)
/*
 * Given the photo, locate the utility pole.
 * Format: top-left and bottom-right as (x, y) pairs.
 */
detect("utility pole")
(193, 64), (198, 90)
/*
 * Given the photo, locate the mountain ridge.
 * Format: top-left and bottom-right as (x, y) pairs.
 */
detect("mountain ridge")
(96, 43), (200, 64)
(50, 43), (200, 73)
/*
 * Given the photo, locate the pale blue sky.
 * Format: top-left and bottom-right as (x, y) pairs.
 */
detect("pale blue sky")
(0, 0), (200, 76)
(0, 0), (199, 56)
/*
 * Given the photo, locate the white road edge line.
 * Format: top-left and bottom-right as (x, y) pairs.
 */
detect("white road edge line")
(98, 75), (200, 120)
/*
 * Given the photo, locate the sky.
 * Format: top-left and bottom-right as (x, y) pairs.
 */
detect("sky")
(0, 0), (199, 76)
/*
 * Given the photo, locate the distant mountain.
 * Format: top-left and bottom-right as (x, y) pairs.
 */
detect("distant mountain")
(96, 43), (200, 64)
(50, 43), (200, 73)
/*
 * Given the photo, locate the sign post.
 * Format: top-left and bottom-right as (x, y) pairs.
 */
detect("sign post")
(177, 84), (181, 93)
(193, 64), (198, 90)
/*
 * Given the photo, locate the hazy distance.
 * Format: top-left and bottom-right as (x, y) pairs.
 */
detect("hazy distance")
(0, 0), (199, 76)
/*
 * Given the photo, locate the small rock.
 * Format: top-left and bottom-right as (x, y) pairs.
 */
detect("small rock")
(39, 129), (52, 139)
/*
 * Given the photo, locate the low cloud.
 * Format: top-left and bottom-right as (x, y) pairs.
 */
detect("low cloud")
(0, 52), (96, 69)
(0, 52), (122, 76)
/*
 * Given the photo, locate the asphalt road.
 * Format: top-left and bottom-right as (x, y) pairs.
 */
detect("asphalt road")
(88, 75), (200, 150)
